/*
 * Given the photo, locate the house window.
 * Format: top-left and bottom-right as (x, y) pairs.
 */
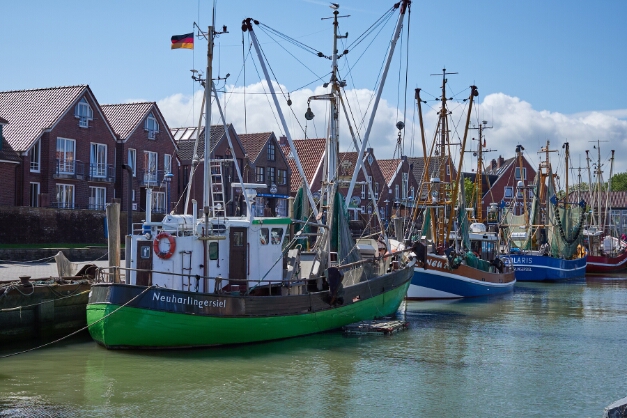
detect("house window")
(145, 113), (159, 139)
(446, 165), (450, 176)
(529, 189), (534, 199)
(367, 176), (372, 198)
(367, 205), (372, 214)
(360, 184), (366, 200)
(55, 184), (74, 209)
(256, 166), (265, 183)
(75, 98), (93, 128)
(374, 182), (379, 199)
(132, 189), (136, 202)
(267, 143), (276, 161)
(276, 199), (287, 216)
(90, 143), (107, 178)
(267, 167), (276, 185)
(410, 186), (415, 198)
(277, 169), (287, 185)
(515, 167), (527, 180)
(402, 172), (408, 199)
(29, 140), (40, 172)
(30, 183), (40, 207)
(504, 186), (513, 199)
(152, 191), (166, 213)
(56, 138), (76, 174)
(89, 186), (106, 210)
(395, 184), (400, 200)
(144, 151), (158, 183)
(361, 205), (365, 213)
(128, 149), (137, 176)
(164, 154), (172, 174)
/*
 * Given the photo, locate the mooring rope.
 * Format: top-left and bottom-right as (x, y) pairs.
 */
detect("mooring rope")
(0, 285), (154, 359)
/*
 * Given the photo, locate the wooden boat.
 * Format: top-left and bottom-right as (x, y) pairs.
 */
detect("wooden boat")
(504, 142), (587, 281)
(404, 72), (516, 300)
(87, 2), (414, 349)
(583, 145), (627, 274)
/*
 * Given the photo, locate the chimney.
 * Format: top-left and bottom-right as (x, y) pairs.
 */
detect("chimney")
(498, 155), (505, 168)
(279, 135), (288, 146)
(491, 159), (497, 170)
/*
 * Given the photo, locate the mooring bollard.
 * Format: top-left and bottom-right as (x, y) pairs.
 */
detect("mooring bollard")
(604, 396), (627, 418)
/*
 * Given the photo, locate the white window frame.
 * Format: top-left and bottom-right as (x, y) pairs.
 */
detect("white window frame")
(56, 184), (74, 209)
(515, 167), (527, 180)
(144, 151), (158, 183)
(361, 184), (366, 200)
(56, 137), (76, 174)
(152, 191), (166, 213)
(30, 182), (40, 207)
(89, 186), (106, 210)
(145, 113), (159, 139)
(395, 184), (400, 200)
(374, 182), (379, 199)
(90, 143), (107, 178)
(256, 166), (265, 183)
(446, 164), (450, 176)
(164, 154), (172, 174)
(267, 166), (276, 185)
(128, 148), (137, 177)
(504, 186), (514, 199)
(402, 172), (408, 199)
(277, 169), (287, 185)
(367, 176), (372, 198)
(360, 205), (365, 213)
(267, 143), (276, 161)
(75, 97), (93, 128)
(29, 140), (40, 172)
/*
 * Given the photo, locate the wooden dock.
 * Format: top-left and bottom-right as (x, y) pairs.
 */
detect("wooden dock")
(343, 319), (409, 336)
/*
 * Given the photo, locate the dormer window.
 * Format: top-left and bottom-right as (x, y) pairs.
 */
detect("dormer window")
(75, 98), (93, 128)
(145, 113), (159, 139)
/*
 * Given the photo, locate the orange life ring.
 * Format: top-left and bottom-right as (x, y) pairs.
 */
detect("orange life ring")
(153, 232), (176, 259)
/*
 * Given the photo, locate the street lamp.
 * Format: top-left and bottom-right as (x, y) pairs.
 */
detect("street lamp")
(164, 172), (174, 214)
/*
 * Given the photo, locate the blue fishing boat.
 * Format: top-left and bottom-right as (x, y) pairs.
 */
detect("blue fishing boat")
(504, 142), (587, 282)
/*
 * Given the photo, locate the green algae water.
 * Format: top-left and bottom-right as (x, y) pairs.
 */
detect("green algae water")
(1, 276), (627, 417)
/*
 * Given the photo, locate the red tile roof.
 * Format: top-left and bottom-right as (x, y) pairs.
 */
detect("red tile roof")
(0, 85), (92, 152)
(377, 158), (402, 186)
(101, 102), (154, 140)
(280, 138), (326, 193)
(238, 132), (272, 162)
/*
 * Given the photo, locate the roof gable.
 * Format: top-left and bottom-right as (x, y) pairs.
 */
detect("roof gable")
(238, 132), (272, 162)
(280, 138), (326, 192)
(0, 85), (116, 152)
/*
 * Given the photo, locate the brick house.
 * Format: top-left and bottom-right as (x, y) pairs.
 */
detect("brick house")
(172, 124), (248, 216)
(0, 85), (117, 209)
(483, 154), (537, 218)
(239, 132), (291, 217)
(407, 155), (457, 198)
(0, 116), (21, 205)
(378, 156), (420, 220)
(102, 102), (178, 214)
(279, 137), (326, 198)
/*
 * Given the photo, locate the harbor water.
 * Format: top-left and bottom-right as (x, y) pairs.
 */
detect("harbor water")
(1, 275), (626, 417)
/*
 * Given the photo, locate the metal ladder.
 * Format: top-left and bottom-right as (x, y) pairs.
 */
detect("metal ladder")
(210, 160), (226, 217)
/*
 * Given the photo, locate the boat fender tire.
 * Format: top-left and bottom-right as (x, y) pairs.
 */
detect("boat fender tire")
(154, 232), (176, 259)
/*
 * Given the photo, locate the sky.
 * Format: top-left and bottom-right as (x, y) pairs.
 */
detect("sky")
(2, 0), (627, 181)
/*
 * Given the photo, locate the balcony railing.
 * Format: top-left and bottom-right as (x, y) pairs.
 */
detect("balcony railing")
(54, 159), (85, 180)
(138, 169), (165, 187)
(87, 163), (115, 183)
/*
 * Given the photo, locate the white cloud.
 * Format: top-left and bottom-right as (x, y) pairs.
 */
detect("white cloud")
(157, 84), (627, 176)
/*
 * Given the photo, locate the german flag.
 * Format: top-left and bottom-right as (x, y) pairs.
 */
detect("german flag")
(171, 33), (193, 50)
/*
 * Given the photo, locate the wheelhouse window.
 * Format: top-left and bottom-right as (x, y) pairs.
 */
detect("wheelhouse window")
(259, 228), (269, 245)
(128, 149), (137, 176)
(504, 186), (513, 199)
(256, 166), (264, 183)
(89, 186), (106, 210)
(277, 169), (287, 185)
(56, 184), (74, 208)
(271, 228), (284, 245)
(29, 140), (41, 172)
(30, 182), (40, 207)
(75, 98), (93, 128)
(145, 112), (159, 139)
(267, 143), (276, 161)
(56, 138), (76, 174)
(90, 143), (107, 178)
(209, 242), (219, 260)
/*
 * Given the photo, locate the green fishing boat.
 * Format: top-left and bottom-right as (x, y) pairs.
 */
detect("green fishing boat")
(87, 1), (413, 349)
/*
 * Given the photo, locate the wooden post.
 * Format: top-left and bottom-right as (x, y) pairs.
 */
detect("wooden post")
(107, 199), (121, 283)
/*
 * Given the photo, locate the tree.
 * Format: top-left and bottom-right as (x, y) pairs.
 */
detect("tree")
(610, 172), (627, 191)
(463, 177), (476, 209)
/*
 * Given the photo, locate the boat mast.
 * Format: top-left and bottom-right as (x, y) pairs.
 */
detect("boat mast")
(344, 0), (411, 207)
(472, 121), (492, 222)
(516, 145), (528, 224)
(606, 149), (615, 234)
(203, 26), (214, 215)
(564, 141), (569, 205)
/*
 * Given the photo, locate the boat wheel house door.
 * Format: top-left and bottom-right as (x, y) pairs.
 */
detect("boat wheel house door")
(229, 227), (248, 291)
(135, 240), (153, 286)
